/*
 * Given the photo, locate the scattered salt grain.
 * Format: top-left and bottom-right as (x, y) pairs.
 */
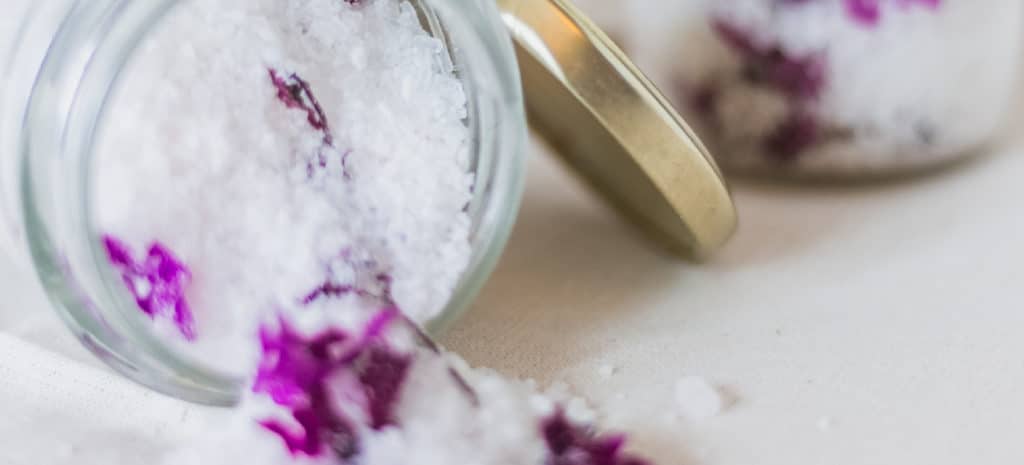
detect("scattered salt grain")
(674, 376), (725, 421)
(598, 364), (617, 378)
(542, 380), (599, 425)
(544, 380), (574, 402)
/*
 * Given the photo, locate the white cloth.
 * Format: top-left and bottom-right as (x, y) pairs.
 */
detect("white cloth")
(0, 265), (224, 464)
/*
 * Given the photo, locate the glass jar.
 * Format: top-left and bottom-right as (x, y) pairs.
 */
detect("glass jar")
(0, 0), (526, 405)
(666, 0), (1024, 179)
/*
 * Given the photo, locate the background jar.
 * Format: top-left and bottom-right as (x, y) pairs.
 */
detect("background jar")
(574, 0), (1024, 180)
(0, 0), (526, 405)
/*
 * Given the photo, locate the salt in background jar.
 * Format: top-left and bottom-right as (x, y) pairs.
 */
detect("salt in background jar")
(574, 0), (1024, 179)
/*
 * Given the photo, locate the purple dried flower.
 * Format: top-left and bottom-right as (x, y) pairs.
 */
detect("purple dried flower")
(843, 0), (882, 24)
(764, 111), (820, 160)
(777, 0), (941, 26)
(702, 20), (825, 159)
(102, 235), (196, 340)
(301, 282), (357, 305)
(711, 18), (759, 54)
(255, 321), (360, 458)
(690, 84), (719, 117)
(358, 346), (411, 429)
(854, 0), (943, 25)
(302, 270), (394, 306)
(255, 309), (411, 459)
(268, 69), (332, 143)
(268, 68), (357, 179)
(542, 410), (651, 465)
(711, 20), (825, 100)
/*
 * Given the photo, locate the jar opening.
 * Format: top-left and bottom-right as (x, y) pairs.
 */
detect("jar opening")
(18, 0), (525, 405)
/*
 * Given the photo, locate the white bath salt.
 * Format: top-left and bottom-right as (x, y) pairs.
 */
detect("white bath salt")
(93, 0), (473, 375)
(92, 1), (662, 464)
(674, 376), (725, 421)
(51, 444), (74, 461)
(674, 0), (1024, 176)
(163, 312), (654, 465)
(543, 380), (574, 403)
(540, 380), (600, 425)
(598, 364), (617, 378)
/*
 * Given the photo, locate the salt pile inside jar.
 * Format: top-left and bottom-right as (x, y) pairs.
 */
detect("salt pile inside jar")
(93, 0), (655, 463)
(94, 0), (475, 375)
(675, 0), (1023, 177)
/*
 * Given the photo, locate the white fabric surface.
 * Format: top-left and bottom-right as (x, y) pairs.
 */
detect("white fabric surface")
(7, 135), (1024, 464)
(4, 1), (1024, 464)
(0, 265), (225, 464)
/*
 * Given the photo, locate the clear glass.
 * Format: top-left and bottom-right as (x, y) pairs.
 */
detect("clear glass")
(1, 0), (526, 405)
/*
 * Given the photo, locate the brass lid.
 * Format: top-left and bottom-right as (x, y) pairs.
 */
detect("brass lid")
(497, 0), (737, 259)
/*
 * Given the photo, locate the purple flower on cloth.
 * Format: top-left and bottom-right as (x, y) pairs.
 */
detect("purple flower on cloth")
(254, 309), (411, 459)
(102, 235), (196, 340)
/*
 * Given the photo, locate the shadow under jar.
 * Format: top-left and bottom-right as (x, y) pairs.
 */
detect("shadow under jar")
(0, 0), (526, 405)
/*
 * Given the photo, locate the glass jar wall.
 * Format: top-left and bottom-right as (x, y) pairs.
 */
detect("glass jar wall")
(0, 0), (526, 405)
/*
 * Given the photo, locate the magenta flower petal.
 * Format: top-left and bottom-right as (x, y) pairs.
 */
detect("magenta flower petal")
(268, 69), (332, 142)
(102, 235), (196, 340)
(254, 309), (410, 459)
(844, 0), (882, 25)
(777, 0), (941, 26)
(542, 410), (651, 465)
(711, 20), (826, 99)
(267, 68), (355, 179)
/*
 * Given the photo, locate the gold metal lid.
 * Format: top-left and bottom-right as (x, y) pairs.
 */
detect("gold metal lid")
(497, 0), (738, 259)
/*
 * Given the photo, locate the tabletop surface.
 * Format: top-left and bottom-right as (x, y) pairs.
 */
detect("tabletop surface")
(445, 136), (1024, 464)
(441, 3), (1024, 462)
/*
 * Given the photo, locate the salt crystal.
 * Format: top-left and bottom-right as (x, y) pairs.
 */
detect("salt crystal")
(597, 364), (617, 378)
(52, 444), (74, 460)
(674, 376), (724, 421)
